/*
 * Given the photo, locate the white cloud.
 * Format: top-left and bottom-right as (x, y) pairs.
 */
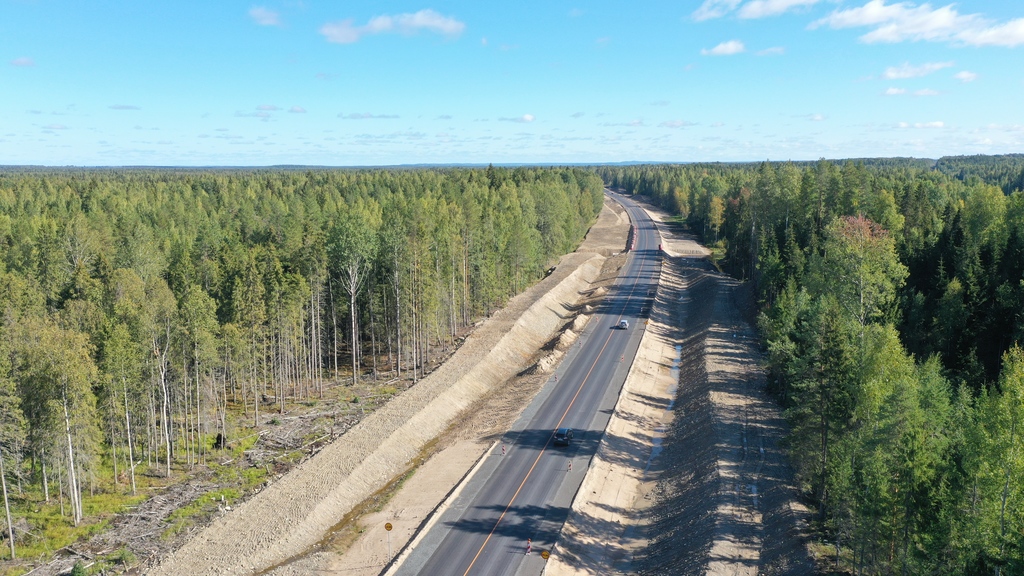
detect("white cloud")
(757, 46), (786, 55)
(660, 120), (696, 128)
(321, 9), (465, 44)
(739, 0), (820, 19)
(809, 113), (826, 121)
(898, 120), (944, 128)
(811, 0), (1024, 47)
(885, 87), (907, 95)
(289, 106), (306, 113)
(882, 61), (953, 79)
(701, 40), (746, 55)
(914, 88), (939, 96)
(42, 124), (68, 130)
(249, 7), (281, 26)
(339, 112), (400, 119)
(499, 114), (535, 123)
(954, 70), (978, 82)
(109, 104), (141, 110)
(320, 20), (361, 44)
(692, 0), (742, 21)
(957, 18), (1024, 47)
(257, 104), (280, 111)
(693, 0), (817, 20)
(10, 57), (35, 67)
(237, 111), (271, 120)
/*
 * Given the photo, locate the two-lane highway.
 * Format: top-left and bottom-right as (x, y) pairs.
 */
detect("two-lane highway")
(395, 192), (662, 576)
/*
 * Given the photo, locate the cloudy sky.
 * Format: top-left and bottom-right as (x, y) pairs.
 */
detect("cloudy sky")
(3, 0), (1023, 165)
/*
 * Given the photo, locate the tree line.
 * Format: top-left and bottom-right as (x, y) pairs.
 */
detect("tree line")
(600, 158), (1024, 575)
(0, 166), (604, 555)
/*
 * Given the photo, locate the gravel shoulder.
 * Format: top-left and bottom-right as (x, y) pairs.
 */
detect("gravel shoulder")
(148, 199), (630, 576)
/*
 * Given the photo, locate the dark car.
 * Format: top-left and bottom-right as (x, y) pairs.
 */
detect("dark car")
(553, 427), (574, 446)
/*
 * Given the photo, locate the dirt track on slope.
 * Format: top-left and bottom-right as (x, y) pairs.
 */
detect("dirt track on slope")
(146, 199), (631, 576)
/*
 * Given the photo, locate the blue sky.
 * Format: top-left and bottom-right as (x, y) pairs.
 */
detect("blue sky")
(2, 0), (1023, 165)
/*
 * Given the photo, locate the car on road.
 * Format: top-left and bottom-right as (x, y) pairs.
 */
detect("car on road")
(618, 319), (629, 330)
(553, 428), (574, 446)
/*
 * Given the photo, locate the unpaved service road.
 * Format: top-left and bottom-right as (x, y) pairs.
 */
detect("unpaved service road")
(548, 195), (813, 576)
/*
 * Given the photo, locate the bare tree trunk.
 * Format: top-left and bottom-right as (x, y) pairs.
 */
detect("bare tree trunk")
(349, 286), (359, 386)
(370, 297), (378, 381)
(41, 451), (49, 502)
(194, 342), (203, 466)
(1, 456), (15, 559)
(122, 377), (136, 495)
(61, 387), (82, 525)
(393, 271), (402, 379)
(148, 387), (155, 468)
(158, 343), (172, 477)
(110, 394), (119, 485)
(330, 278), (339, 379)
(57, 458), (64, 518)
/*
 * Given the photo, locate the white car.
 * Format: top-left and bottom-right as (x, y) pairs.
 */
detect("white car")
(618, 320), (629, 330)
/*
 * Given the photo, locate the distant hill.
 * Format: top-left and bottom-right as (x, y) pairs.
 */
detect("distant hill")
(934, 153), (1024, 192)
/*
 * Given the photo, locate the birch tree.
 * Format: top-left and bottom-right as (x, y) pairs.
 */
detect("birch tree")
(0, 347), (26, 559)
(329, 201), (380, 386)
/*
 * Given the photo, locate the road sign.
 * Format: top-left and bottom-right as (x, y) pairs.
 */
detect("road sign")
(385, 523), (394, 562)
(541, 550), (550, 560)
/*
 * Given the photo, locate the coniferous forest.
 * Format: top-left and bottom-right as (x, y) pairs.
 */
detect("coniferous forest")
(601, 156), (1024, 575)
(0, 166), (603, 560)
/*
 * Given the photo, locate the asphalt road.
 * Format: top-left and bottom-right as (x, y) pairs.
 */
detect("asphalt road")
(394, 191), (662, 576)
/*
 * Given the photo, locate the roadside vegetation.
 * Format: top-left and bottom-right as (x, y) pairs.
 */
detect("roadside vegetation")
(602, 156), (1024, 575)
(0, 166), (603, 572)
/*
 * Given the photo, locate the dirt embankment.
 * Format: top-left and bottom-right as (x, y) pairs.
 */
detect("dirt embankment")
(146, 199), (630, 576)
(638, 258), (813, 576)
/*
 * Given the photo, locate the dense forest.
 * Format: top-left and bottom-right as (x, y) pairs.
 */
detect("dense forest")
(0, 166), (603, 559)
(601, 158), (1024, 575)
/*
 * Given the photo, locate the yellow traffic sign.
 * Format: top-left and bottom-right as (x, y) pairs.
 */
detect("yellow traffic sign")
(541, 550), (550, 560)
(384, 522), (393, 531)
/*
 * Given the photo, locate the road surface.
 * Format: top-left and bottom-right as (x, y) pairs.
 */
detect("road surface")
(394, 191), (662, 576)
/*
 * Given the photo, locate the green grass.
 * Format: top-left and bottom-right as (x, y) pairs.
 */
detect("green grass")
(1, 479), (150, 565)
(160, 461), (270, 541)
(163, 486), (242, 540)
